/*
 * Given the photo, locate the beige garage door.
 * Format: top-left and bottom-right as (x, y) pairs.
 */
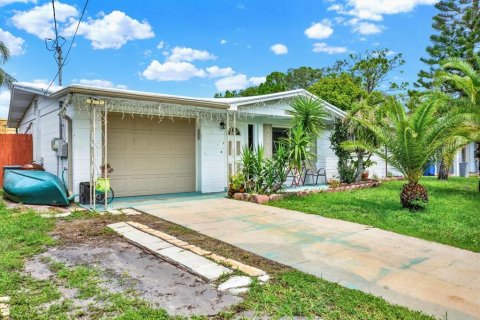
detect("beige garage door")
(107, 114), (196, 197)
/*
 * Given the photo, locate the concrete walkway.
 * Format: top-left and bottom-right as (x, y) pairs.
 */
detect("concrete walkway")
(135, 198), (480, 319)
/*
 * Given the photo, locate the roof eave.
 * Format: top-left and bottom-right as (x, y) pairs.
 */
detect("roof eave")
(234, 88), (347, 118)
(51, 85), (230, 110)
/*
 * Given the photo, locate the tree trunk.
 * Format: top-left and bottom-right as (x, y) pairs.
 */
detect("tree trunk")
(355, 151), (364, 182)
(437, 159), (449, 180)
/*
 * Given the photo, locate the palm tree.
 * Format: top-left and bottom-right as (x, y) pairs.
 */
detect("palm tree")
(0, 41), (15, 88)
(435, 54), (480, 181)
(345, 99), (384, 181)
(345, 97), (470, 209)
(289, 96), (328, 137)
(438, 54), (480, 107)
(287, 96), (328, 171)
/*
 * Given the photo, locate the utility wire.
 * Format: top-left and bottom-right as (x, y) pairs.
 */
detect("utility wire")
(52, 0), (59, 41)
(43, 0), (90, 95)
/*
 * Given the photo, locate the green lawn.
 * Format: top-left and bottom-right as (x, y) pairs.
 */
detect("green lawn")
(0, 199), (433, 319)
(271, 177), (480, 252)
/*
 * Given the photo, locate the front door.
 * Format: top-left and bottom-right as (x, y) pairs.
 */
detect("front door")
(227, 126), (242, 176)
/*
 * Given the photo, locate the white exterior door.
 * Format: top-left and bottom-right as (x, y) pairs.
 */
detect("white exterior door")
(227, 126), (243, 176)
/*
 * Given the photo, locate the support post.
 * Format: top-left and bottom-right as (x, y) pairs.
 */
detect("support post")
(226, 111), (229, 185)
(104, 102), (108, 210)
(92, 106), (96, 211)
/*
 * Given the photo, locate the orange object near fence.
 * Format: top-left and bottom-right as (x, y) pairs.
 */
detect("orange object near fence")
(0, 134), (33, 186)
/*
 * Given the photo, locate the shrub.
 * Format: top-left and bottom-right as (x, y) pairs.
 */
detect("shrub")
(240, 145), (289, 195)
(228, 172), (246, 198)
(328, 179), (341, 188)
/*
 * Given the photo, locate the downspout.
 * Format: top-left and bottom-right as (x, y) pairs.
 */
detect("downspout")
(57, 100), (64, 177)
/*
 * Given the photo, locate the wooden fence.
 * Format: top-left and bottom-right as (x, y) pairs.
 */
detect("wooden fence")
(0, 134), (33, 186)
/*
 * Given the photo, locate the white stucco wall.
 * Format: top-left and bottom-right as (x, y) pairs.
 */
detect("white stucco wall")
(315, 128), (401, 180)
(68, 102), (103, 197)
(316, 129), (339, 180)
(17, 96), (61, 176)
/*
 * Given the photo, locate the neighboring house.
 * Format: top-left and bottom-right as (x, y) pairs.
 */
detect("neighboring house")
(7, 83), (397, 200)
(449, 142), (479, 177)
(0, 119), (16, 134)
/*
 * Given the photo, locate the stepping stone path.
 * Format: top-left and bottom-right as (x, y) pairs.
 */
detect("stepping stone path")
(0, 296), (10, 318)
(218, 276), (252, 293)
(108, 222), (232, 281)
(107, 221), (270, 294)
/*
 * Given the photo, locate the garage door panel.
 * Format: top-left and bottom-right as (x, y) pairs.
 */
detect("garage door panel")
(109, 157), (128, 172)
(132, 132), (150, 151)
(109, 117), (129, 129)
(130, 177), (154, 195)
(108, 114), (195, 197)
(109, 176), (129, 195)
(150, 135), (172, 152)
(129, 157), (151, 173)
(133, 117), (150, 130)
(175, 176), (196, 191)
(151, 158), (174, 171)
(109, 133), (130, 153)
(173, 137), (195, 154)
(172, 157), (195, 174)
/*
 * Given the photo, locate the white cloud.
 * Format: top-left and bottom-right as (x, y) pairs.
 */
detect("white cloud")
(206, 66), (235, 78)
(142, 60), (206, 81)
(327, 4), (344, 12)
(220, 39), (227, 45)
(214, 74), (265, 91)
(329, 0), (436, 21)
(76, 79), (127, 89)
(215, 74), (249, 91)
(0, 89), (10, 118)
(11, 1), (78, 39)
(64, 11), (154, 49)
(352, 21), (383, 35)
(270, 43), (288, 55)
(143, 49), (152, 57)
(166, 46), (216, 62)
(0, 28), (25, 55)
(304, 20), (333, 39)
(249, 76), (266, 86)
(12, 79), (62, 92)
(156, 40), (165, 49)
(0, 0), (36, 7)
(312, 42), (347, 54)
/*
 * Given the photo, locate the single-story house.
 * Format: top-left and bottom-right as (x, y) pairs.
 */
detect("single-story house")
(7, 83), (399, 202)
(438, 142), (478, 177)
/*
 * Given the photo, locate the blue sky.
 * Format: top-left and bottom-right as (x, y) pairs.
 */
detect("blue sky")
(0, 0), (438, 117)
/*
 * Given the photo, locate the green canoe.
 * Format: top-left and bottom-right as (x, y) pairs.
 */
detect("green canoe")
(2, 170), (70, 206)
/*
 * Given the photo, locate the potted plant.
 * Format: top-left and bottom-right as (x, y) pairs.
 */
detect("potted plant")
(228, 171), (245, 198)
(361, 171), (369, 181)
(96, 163), (114, 192)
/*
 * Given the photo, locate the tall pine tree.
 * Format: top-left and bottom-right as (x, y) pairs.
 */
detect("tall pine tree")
(417, 0), (479, 89)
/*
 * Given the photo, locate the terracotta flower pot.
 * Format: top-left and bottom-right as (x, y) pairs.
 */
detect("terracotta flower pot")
(361, 172), (369, 181)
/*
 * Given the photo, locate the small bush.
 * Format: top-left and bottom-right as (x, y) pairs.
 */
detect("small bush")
(328, 179), (341, 188)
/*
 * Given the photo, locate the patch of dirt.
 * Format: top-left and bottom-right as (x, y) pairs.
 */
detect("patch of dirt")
(38, 212), (294, 318)
(1, 196), (85, 214)
(53, 213), (293, 277)
(24, 256), (53, 280)
(49, 241), (241, 315)
(26, 241), (241, 317)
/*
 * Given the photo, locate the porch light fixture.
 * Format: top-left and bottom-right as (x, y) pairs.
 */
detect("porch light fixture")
(219, 121), (226, 130)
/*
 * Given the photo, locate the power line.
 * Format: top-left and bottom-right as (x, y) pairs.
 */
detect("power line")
(43, 0), (90, 95)
(52, 0), (59, 41)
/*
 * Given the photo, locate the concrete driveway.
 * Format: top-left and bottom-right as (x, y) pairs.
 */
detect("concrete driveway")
(134, 198), (480, 319)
